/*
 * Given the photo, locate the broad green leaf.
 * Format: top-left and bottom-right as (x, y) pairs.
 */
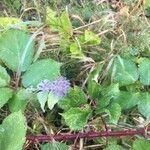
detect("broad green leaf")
(47, 92), (59, 110)
(58, 86), (87, 111)
(41, 141), (69, 150)
(104, 144), (123, 150)
(133, 139), (150, 150)
(112, 56), (139, 85)
(46, 8), (59, 32)
(0, 111), (27, 150)
(37, 91), (48, 112)
(88, 80), (102, 99)
(138, 92), (150, 118)
(0, 17), (21, 27)
(96, 84), (120, 113)
(84, 30), (101, 45)
(70, 42), (84, 58)
(115, 91), (140, 110)
(139, 58), (150, 85)
(9, 89), (32, 112)
(145, 0), (150, 7)
(61, 105), (91, 131)
(0, 88), (13, 109)
(107, 103), (121, 124)
(0, 65), (10, 87)
(22, 59), (61, 87)
(0, 29), (35, 71)
(59, 11), (73, 38)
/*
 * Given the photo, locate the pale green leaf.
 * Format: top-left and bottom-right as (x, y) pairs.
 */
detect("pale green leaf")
(58, 86), (87, 111)
(61, 105), (91, 131)
(115, 91), (140, 110)
(0, 111), (27, 150)
(0, 29), (35, 71)
(0, 65), (10, 87)
(133, 139), (150, 150)
(84, 30), (101, 45)
(107, 103), (121, 124)
(41, 141), (69, 150)
(112, 57), (139, 85)
(9, 88), (32, 112)
(138, 92), (150, 118)
(0, 88), (13, 109)
(47, 92), (59, 110)
(139, 58), (150, 85)
(37, 91), (48, 112)
(22, 59), (61, 87)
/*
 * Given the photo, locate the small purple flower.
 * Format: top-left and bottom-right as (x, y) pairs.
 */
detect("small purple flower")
(37, 76), (71, 98)
(37, 79), (51, 92)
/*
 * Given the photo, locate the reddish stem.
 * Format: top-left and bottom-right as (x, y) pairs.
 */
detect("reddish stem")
(26, 127), (150, 142)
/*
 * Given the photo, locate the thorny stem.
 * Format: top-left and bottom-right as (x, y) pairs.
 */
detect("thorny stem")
(26, 127), (150, 142)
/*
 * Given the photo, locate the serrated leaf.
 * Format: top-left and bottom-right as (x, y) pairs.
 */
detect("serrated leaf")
(9, 88), (32, 112)
(104, 144), (123, 150)
(107, 103), (121, 124)
(0, 29), (35, 71)
(112, 56), (139, 85)
(37, 91), (48, 112)
(41, 141), (69, 150)
(138, 92), (150, 118)
(0, 65), (10, 87)
(47, 92), (59, 110)
(59, 11), (73, 38)
(133, 139), (150, 150)
(115, 91), (140, 110)
(84, 30), (101, 45)
(0, 111), (27, 150)
(0, 88), (13, 109)
(139, 58), (150, 85)
(61, 105), (91, 131)
(70, 42), (84, 58)
(22, 59), (61, 87)
(58, 86), (87, 111)
(88, 80), (102, 99)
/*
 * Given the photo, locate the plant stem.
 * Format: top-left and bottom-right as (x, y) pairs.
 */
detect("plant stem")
(26, 127), (150, 142)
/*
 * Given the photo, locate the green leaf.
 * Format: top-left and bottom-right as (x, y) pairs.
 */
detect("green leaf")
(0, 17), (21, 27)
(0, 65), (10, 87)
(84, 30), (101, 45)
(0, 29), (35, 71)
(58, 86), (87, 111)
(104, 144), (123, 150)
(59, 11), (73, 38)
(115, 91), (140, 110)
(112, 56), (139, 85)
(47, 92), (59, 110)
(22, 59), (61, 87)
(70, 42), (84, 58)
(107, 103), (121, 124)
(139, 58), (150, 85)
(0, 111), (27, 150)
(61, 105), (91, 131)
(88, 80), (102, 99)
(138, 92), (150, 118)
(9, 89), (32, 112)
(41, 141), (69, 150)
(96, 84), (120, 113)
(0, 88), (13, 109)
(37, 91), (48, 112)
(133, 139), (150, 150)
(46, 8), (59, 32)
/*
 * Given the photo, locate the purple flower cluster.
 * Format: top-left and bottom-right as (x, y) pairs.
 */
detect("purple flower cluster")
(37, 76), (71, 98)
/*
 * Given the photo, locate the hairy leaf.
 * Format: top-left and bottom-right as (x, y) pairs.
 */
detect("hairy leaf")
(22, 59), (61, 87)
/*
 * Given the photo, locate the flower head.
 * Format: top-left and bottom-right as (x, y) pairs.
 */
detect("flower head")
(37, 76), (71, 98)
